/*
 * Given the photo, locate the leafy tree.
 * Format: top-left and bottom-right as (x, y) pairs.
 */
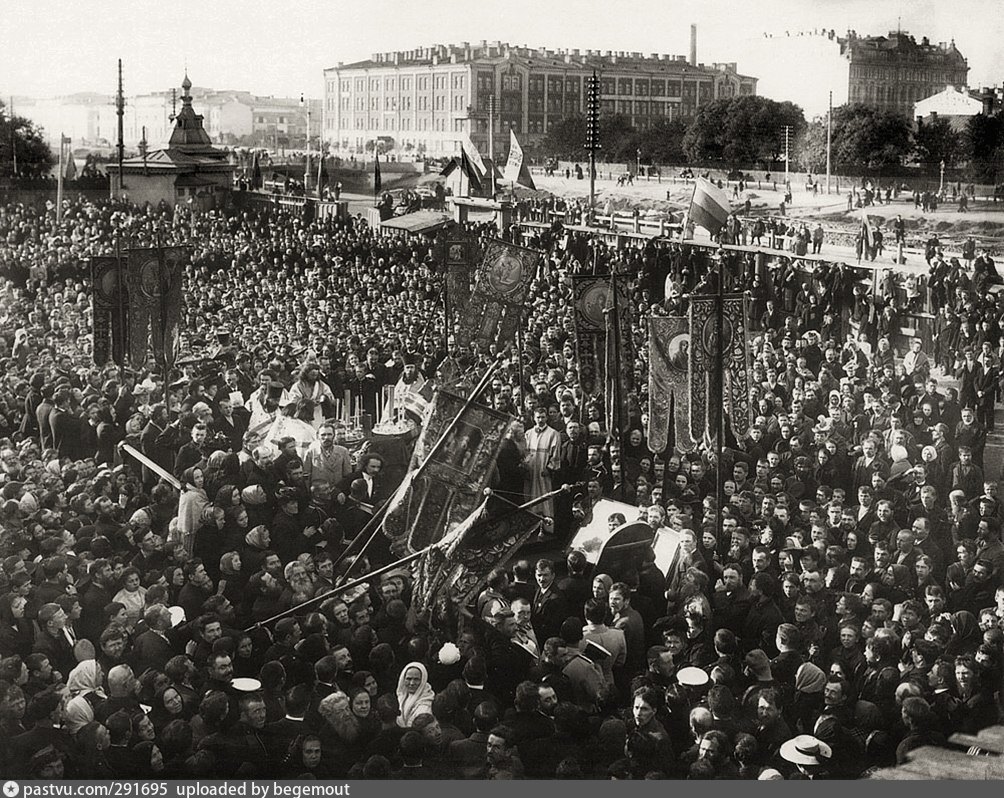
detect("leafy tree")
(0, 100), (55, 180)
(541, 115), (585, 159)
(638, 118), (688, 165)
(682, 96), (805, 169)
(964, 112), (1003, 183)
(682, 99), (730, 164)
(796, 118), (828, 173)
(597, 114), (639, 163)
(913, 117), (963, 170)
(830, 104), (912, 172)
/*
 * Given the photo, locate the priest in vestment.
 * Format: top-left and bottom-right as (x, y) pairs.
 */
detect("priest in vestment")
(524, 407), (561, 518)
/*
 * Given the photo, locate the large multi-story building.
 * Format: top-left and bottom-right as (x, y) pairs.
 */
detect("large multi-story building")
(843, 30), (969, 115)
(322, 33), (757, 160)
(743, 28), (970, 119)
(18, 87), (320, 149)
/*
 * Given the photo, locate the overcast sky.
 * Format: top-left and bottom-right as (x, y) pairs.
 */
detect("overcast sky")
(3, 0), (1002, 100)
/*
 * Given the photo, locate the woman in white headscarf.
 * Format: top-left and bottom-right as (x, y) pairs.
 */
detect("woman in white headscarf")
(175, 466), (210, 557)
(64, 660), (106, 735)
(395, 661), (435, 728)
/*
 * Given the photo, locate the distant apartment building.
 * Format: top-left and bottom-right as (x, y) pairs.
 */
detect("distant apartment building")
(18, 87), (320, 149)
(321, 32), (757, 160)
(743, 27), (969, 119)
(843, 30), (969, 115)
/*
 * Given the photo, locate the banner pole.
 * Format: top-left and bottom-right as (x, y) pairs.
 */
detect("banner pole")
(121, 443), (182, 491)
(334, 356), (509, 585)
(254, 483), (567, 630)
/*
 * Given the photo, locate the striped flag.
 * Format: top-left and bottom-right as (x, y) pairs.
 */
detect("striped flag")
(689, 177), (733, 235)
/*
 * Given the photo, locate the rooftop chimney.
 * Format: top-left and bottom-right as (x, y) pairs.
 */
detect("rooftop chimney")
(690, 24), (698, 66)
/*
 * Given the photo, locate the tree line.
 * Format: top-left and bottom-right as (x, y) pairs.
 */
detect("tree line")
(539, 95), (1004, 183)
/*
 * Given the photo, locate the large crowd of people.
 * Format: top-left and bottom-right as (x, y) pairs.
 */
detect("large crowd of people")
(0, 190), (1003, 780)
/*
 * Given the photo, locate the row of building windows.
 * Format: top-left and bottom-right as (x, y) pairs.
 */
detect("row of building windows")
(339, 74), (467, 93)
(850, 65), (965, 83)
(329, 71), (720, 104)
(329, 100), (700, 133)
(850, 82), (936, 104)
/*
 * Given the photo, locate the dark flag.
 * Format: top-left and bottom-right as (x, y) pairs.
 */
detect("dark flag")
(455, 238), (541, 350)
(250, 151), (262, 189)
(460, 148), (482, 193)
(374, 151), (382, 195)
(441, 224), (475, 329)
(411, 494), (542, 616)
(317, 153), (328, 196)
(382, 390), (513, 556)
(90, 255), (127, 366)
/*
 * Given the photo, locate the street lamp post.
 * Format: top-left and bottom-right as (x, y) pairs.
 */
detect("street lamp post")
(939, 159), (946, 195)
(300, 93), (311, 194)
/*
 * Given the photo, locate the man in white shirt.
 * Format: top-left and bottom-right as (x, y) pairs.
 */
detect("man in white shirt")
(302, 423), (351, 508)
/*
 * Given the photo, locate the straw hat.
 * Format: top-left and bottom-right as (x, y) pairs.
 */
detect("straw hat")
(780, 734), (832, 767)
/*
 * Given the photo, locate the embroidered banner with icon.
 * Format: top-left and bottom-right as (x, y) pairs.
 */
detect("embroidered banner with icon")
(382, 390), (513, 556)
(455, 239), (541, 350)
(648, 315), (698, 452)
(411, 494), (542, 617)
(688, 293), (752, 442)
(90, 255), (128, 366)
(572, 275), (610, 396)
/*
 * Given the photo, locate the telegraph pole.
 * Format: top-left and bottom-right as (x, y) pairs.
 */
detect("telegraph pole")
(116, 59), (125, 194)
(56, 133), (64, 225)
(826, 91), (832, 194)
(783, 124), (791, 181)
(585, 71), (601, 225)
(487, 94), (497, 197)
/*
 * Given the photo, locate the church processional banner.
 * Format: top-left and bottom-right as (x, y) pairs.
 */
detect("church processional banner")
(572, 275), (609, 396)
(382, 390), (513, 556)
(411, 494), (542, 617)
(648, 315), (697, 453)
(90, 256), (127, 366)
(126, 246), (190, 367)
(454, 239), (541, 351)
(687, 294), (753, 443)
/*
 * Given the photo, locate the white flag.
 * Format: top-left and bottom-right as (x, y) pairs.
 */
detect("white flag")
(459, 134), (486, 179)
(503, 128), (536, 190)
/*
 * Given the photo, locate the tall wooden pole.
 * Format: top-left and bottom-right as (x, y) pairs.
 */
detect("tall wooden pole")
(116, 59), (125, 194)
(609, 264), (625, 501)
(56, 133), (64, 225)
(488, 94), (496, 198)
(715, 252), (725, 548)
(826, 91), (833, 195)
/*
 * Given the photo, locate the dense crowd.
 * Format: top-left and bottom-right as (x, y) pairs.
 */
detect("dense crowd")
(0, 192), (1003, 780)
